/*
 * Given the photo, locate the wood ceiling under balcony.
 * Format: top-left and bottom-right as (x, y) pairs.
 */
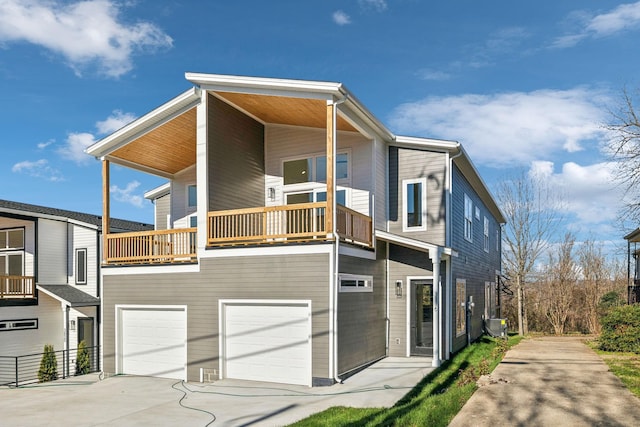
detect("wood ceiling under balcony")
(109, 91), (357, 177)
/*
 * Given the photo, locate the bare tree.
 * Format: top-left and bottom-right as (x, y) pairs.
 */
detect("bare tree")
(606, 88), (640, 224)
(577, 239), (608, 334)
(496, 171), (564, 335)
(543, 233), (577, 335)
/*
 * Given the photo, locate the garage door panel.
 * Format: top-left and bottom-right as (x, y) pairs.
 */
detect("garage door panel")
(224, 303), (310, 386)
(119, 308), (186, 380)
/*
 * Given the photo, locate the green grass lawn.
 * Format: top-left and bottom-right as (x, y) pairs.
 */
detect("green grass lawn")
(290, 335), (523, 427)
(588, 341), (640, 398)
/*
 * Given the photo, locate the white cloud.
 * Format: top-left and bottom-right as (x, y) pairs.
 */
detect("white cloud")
(417, 69), (451, 81)
(110, 181), (144, 208)
(57, 132), (96, 165)
(332, 10), (351, 25)
(358, 0), (387, 12)
(552, 1), (640, 48)
(37, 139), (55, 149)
(528, 160), (622, 226)
(0, 0), (173, 77)
(12, 159), (64, 181)
(389, 87), (609, 167)
(96, 110), (136, 134)
(57, 110), (137, 165)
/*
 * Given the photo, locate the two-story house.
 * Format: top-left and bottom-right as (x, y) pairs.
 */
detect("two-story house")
(86, 73), (505, 387)
(0, 200), (151, 384)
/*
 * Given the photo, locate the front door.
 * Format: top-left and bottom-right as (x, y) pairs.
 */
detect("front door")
(410, 280), (433, 356)
(78, 317), (95, 369)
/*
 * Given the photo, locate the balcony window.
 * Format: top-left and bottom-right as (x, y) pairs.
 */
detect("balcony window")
(284, 153), (349, 185)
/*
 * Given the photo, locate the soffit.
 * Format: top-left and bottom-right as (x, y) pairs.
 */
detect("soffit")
(110, 107), (197, 176)
(214, 91), (358, 132)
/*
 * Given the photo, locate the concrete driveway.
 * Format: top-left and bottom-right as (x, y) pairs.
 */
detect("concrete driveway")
(449, 336), (640, 427)
(0, 357), (433, 427)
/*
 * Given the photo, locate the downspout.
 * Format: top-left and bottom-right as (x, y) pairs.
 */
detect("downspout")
(96, 231), (102, 372)
(329, 95), (347, 384)
(65, 304), (70, 378)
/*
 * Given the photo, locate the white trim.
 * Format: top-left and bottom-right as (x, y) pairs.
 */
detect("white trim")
(338, 244), (376, 260)
(144, 182), (170, 200)
(201, 243), (333, 258)
(455, 279), (467, 337)
(338, 273), (373, 293)
(115, 304), (188, 380)
(402, 177), (427, 232)
(405, 276), (434, 358)
(218, 299), (312, 387)
(102, 263), (201, 276)
(376, 230), (456, 258)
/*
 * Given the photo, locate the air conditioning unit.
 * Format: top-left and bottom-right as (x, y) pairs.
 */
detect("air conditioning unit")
(485, 318), (507, 338)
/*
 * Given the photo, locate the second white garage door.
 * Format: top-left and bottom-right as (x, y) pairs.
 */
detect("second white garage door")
(222, 301), (311, 386)
(118, 306), (186, 380)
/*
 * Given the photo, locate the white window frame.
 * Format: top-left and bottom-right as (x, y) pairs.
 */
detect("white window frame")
(0, 228), (24, 250)
(464, 194), (473, 242)
(282, 151), (351, 189)
(339, 273), (373, 293)
(402, 177), (427, 232)
(483, 216), (490, 253)
(187, 184), (197, 208)
(0, 318), (38, 332)
(75, 248), (87, 285)
(456, 279), (467, 336)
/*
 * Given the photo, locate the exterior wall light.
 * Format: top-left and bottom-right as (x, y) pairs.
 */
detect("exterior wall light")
(395, 280), (403, 298)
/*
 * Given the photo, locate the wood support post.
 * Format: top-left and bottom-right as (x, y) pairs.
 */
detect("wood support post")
(102, 159), (110, 263)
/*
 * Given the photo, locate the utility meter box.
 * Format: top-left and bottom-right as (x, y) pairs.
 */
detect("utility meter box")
(485, 318), (507, 338)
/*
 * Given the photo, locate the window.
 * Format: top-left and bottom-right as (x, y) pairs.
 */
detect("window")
(1, 228), (24, 250)
(456, 279), (466, 336)
(485, 282), (497, 319)
(0, 318), (38, 332)
(403, 178), (427, 231)
(187, 185), (197, 208)
(484, 217), (490, 252)
(496, 229), (500, 251)
(339, 274), (373, 293)
(287, 189), (347, 206)
(0, 228), (25, 277)
(283, 153), (349, 185)
(75, 248), (87, 285)
(464, 194), (473, 242)
(189, 216), (198, 228)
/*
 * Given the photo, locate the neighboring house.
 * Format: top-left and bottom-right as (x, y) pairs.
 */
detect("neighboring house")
(624, 229), (640, 304)
(0, 200), (152, 381)
(86, 73), (505, 387)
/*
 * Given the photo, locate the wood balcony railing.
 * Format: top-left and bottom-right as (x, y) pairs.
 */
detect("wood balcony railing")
(208, 203), (373, 248)
(104, 228), (197, 265)
(0, 275), (35, 299)
(336, 205), (373, 247)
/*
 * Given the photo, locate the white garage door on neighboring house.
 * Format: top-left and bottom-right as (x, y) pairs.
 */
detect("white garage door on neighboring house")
(222, 301), (311, 386)
(118, 306), (187, 380)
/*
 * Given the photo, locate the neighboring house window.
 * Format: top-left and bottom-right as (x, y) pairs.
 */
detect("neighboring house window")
(189, 216), (198, 228)
(456, 279), (466, 336)
(0, 318), (38, 331)
(464, 194), (473, 242)
(0, 228), (25, 278)
(402, 178), (427, 231)
(339, 274), (373, 293)
(75, 248), (87, 285)
(484, 217), (490, 252)
(187, 185), (197, 208)
(283, 152), (349, 185)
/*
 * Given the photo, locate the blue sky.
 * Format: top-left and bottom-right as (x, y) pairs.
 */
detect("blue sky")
(0, 0), (637, 256)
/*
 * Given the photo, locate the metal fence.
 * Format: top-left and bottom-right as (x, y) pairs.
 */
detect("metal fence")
(0, 346), (100, 387)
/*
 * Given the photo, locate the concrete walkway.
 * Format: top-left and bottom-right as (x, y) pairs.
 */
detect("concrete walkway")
(449, 336), (640, 427)
(0, 357), (433, 426)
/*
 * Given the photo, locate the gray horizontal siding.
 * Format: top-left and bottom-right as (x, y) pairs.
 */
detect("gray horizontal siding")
(337, 242), (387, 374)
(102, 252), (331, 382)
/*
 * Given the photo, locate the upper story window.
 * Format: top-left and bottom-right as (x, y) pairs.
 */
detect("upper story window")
(464, 194), (473, 242)
(403, 178), (427, 231)
(283, 153), (349, 185)
(484, 216), (490, 252)
(75, 248), (87, 285)
(187, 185), (197, 208)
(0, 228), (24, 250)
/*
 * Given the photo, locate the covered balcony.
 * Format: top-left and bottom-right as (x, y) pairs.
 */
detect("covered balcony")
(87, 74), (379, 266)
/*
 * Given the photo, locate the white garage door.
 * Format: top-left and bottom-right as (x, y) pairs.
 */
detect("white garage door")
(119, 307), (186, 380)
(223, 301), (311, 386)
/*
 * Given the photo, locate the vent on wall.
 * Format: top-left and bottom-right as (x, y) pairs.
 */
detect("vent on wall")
(200, 368), (218, 383)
